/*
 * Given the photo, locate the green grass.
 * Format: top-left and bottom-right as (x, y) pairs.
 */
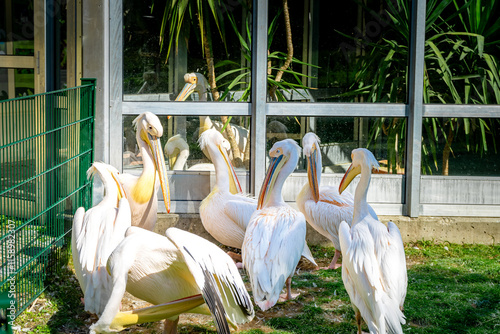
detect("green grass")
(12, 241), (500, 333)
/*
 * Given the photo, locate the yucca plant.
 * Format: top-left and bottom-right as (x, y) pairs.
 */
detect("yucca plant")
(339, 0), (500, 175)
(215, 3), (318, 102)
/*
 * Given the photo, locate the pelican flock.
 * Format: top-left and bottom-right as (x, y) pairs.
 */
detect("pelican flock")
(73, 117), (408, 333)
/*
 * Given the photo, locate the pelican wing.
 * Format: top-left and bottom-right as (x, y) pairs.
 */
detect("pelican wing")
(339, 221), (384, 333)
(319, 185), (354, 206)
(367, 220), (407, 306)
(340, 221), (405, 334)
(71, 207), (86, 292)
(385, 221), (407, 308)
(304, 189), (354, 250)
(72, 205), (113, 315)
(243, 207), (306, 310)
(71, 198), (131, 316)
(166, 227), (254, 329)
(224, 196), (257, 231)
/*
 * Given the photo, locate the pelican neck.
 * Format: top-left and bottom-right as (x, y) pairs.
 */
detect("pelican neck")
(352, 165), (372, 225)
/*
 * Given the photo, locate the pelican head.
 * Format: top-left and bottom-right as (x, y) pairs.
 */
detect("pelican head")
(87, 162), (127, 205)
(165, 134), (189, 170)
(133, 112), (171, 213)
(339, 148), (380, 195)
(257, 139), (301, 210)
(302, 132), (321, 203)
(175, 73), (209, 101)
(199, 129), (242, 194)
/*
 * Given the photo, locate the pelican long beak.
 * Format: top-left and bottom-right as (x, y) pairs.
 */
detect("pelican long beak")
(219, 145), (242, 194)
(175, 82), (196, 101)
(339, 163), (361, 195)
(168, 148), (180, 170)
(111, 171), (127, 206)
(307, 144), (320, 203)
(145, 131), (171, 213)
(109, 295), (205, 331)
(257, 154), (288, 210)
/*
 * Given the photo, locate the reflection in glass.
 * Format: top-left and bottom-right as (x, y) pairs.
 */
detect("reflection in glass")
(266, 1), (409, 102)
(0, 0), (34, 56)
(266, 116), (405, 174)
(423, 1), (500, 105)
(123, 115), (251, 171)
(421, 117), (500, 176)
(123, 0), (251, 101)
(0, 68), (35, 100)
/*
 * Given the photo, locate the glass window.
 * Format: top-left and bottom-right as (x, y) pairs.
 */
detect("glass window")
(123, 0), (252, 102)
(421, 117), (500, 176)
(265, 116), (406, 174)
(266, 0), (409, 103)
(424, 1), (500, 105)
(123, 115), (251, 171)
(0, 68), (35, 100)
(0, 0), (35, 56)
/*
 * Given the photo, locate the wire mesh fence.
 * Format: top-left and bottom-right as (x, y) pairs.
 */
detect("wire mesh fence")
(0, 79), (95, 318)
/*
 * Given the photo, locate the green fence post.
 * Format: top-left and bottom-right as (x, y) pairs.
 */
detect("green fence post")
(0, 289), (14, 334)
(79, 78), (96, 209)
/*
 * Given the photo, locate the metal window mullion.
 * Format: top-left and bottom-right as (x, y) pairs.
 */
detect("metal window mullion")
(110, 0), (123, 170)
(121, 102), (251, 116)
(406, 0), (427, 217)
(424, 104), (500, 118)
(267, 103), (408, 117)
(250, 0), (268, 196)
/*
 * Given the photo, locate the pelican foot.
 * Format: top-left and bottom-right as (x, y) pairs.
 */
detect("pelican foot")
(278, 292), (300, 302)
(317, 263), (342, 270)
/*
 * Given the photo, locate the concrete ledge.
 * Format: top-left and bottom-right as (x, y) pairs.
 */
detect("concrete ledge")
(155, 214), (500, 246)
(380, 216), (500, 245)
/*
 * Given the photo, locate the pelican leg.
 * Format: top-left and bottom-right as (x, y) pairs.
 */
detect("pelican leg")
(355, 310), (369, 334)
(278, 277), (300, 302)
(163, 317), (179, 334)
(356, 310), (362, 334)
(328, 249), (342, 270)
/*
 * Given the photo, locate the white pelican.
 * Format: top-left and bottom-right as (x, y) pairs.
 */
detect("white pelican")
(72, 162), (131, 316)
(89, 227), (254, 334)
(242, 139), (311, 311)
(199, 129), (256, 250)
(117, 112), (170, 230)
(199, 129), (317, 267)
(338, 148), (407, 334)
(175, 72), (249, 155)
(296, 132), (355, 270)
(164, 134), (218, 171)
(165, 134), (190, 170)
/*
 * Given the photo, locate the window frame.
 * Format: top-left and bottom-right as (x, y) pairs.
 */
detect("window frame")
(108, 0), (500, 217)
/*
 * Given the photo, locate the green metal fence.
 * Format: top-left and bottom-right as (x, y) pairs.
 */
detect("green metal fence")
(0, 79), (95, 319)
